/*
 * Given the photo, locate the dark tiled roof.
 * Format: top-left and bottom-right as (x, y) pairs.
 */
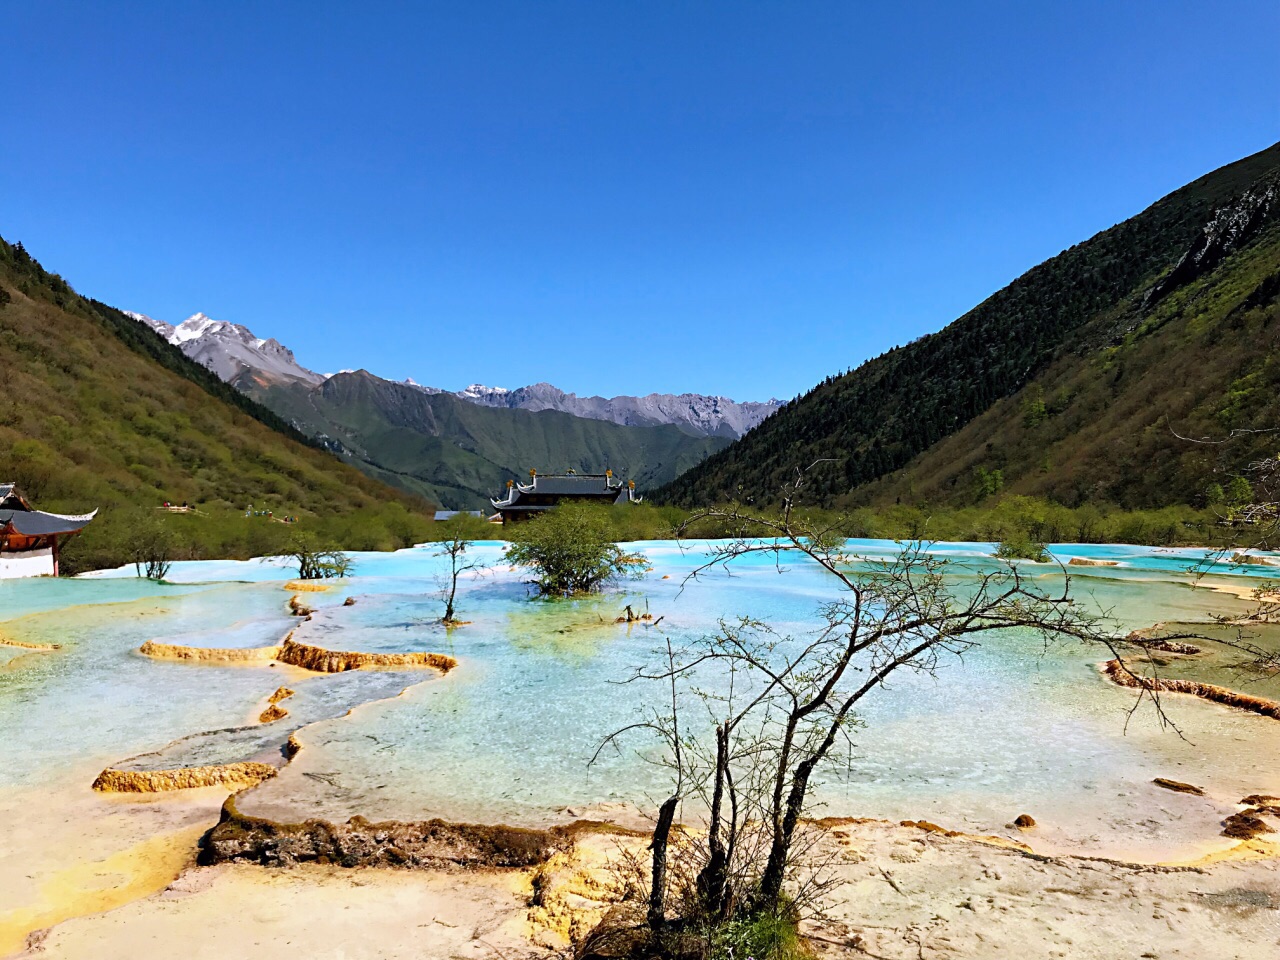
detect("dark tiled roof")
(491, 473), (641, 509)
(0, 509), (95, 536)
(525, 475), (619, 496)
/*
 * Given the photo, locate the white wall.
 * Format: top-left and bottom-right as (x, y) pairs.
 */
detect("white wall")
(0, 547), (55, 579)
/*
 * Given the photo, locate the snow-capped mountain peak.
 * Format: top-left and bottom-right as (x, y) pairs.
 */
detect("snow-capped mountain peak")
(128, 310), (323, 386)
(170, 312), (222, 343)
(459, 383), (511, 400)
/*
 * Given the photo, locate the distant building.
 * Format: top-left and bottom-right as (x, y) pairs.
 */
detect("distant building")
(433, 510), (486, 522)
(0, 484), (97, 578)
(490, 470), (640, 523)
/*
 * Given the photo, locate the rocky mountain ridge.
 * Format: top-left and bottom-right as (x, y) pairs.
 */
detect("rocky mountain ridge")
(125, 311), (322, 386)
(411, 380), (780, 438)
(129, 312), (778, 439)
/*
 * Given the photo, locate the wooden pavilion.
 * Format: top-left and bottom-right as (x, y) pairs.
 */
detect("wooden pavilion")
(0, 484), (97, 578)
(489, 470), (639, 523)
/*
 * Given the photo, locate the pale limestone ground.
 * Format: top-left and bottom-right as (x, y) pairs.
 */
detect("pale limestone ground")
(15, 822), (1280, 960)
(22, 864), (533, 960)
(0, 771), (228, 958)
(808, 821), (1280, 960)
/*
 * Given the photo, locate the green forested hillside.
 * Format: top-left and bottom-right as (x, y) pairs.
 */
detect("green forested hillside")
(854, 222), (1280, 512)
(248, 371), (729, 509)
(660, 140), (1280, 509)
(0, 237), (437, 570)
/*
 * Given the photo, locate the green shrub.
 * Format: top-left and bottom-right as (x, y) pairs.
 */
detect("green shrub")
(709, 910), (806, 960)
(505, 502), (645, 597)
(995, 533), (1050, 562)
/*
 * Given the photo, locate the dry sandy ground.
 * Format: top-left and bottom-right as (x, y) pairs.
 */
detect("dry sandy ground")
(10, 818), (1280, 960)
(0, 773), (229, 958)
(21, 864), (534, 960)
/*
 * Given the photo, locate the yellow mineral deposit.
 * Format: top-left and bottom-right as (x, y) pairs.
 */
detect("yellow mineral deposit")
(275, 638), (456, 674)
(0, 635), (62, 650)
(258, 703), (288, 723)
(137, 640), (282, 664)
(90, 762), (278, 793)
(1102, 659), (1280, 720)
(0, 825), (206, 957)
(137, 637), (454, 675)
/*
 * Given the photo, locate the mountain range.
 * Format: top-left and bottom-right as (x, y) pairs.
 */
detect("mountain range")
(126, 310), (778, 438)
(660, 139), (1280, 512)
(0, 238), (436, 572)
(123, 310), (776, 508)
(433, 382), (780, 438)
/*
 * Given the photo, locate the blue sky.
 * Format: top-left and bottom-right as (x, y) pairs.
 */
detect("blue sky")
(2, 2), (1277, 401)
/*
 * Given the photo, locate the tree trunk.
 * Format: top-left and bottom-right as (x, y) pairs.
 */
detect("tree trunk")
(695, 725), (729, 916)
(758, 756), (817, 909)
(648, 794), (680, 932)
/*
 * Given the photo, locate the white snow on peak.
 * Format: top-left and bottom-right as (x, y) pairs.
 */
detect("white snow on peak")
(460, 383), (509, 398)
(171, 312), (224, 343)
(124, 308), (323, 386)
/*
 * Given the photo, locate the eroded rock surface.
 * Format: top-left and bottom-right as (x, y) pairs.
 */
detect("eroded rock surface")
(202, 795), (573, 868)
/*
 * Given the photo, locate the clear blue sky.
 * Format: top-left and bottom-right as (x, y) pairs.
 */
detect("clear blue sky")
(2, 2), (1277, 401)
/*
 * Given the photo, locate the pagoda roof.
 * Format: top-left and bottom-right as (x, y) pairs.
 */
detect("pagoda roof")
(0, 508), (98, 537)
(0, 482), (97, 537)
(491, 472), (639, 509)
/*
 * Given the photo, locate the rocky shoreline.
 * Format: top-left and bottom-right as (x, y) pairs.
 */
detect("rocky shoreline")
(200, 793), (634, 870)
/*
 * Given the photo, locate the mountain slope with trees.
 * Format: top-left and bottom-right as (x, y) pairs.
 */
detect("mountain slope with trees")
(660, 140), (1280, 509)
(0, 237), (437, 571)
(248, 371), (730, 509)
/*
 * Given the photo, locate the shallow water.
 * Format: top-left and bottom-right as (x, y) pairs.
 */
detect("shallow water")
(3, 539), (1278, 861)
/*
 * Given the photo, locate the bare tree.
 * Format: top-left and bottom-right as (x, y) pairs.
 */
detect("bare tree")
(435, 530), (486, 624)
(602, 463), (1174, 946)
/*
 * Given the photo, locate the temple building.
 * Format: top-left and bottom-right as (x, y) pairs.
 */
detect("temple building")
(0, 484), (97, 578)
(489, 470), (639, 523)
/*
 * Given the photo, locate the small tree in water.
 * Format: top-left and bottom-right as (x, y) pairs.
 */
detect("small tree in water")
(129, 514), (174, 580)
(285, 532), (354, 580)
(505, 502), (645, 597)
(434, 519), (488, 623)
